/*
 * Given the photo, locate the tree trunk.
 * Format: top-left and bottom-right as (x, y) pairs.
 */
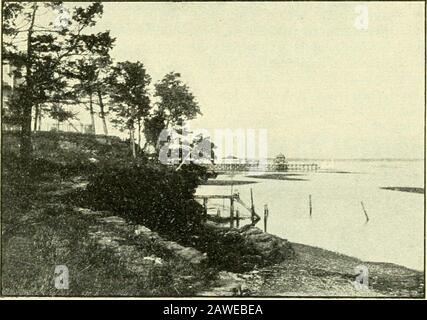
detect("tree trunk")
(137, 118), (141, 154)
(97, 90), (108, 136)
(21, 103), (33, 162)
(89, 92), (96, 134)
(33, 103), (39, 131)
(20, 3), (37, 168)
(130, 128), (136, 158)
(38, 112), (42, 131)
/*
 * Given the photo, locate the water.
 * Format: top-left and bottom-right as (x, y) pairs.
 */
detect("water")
(197, 160), (424, 271)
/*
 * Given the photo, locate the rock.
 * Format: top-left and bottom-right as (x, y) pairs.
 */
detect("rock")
(96, 237), (120, 248)
(134, 225), (151, 235)
(59, 140), (77, 150)
(201, 223), (295, 272)
(245, 232), (272, 242)
(99, 216), (126, 225)
(240, 227), (263, 236)
(223, 230), (242, 242)
(134, 225), (206, 265)
(164, 242), (184, 251)
(74, 207), (102, 216)
(143, 256), (163, 265)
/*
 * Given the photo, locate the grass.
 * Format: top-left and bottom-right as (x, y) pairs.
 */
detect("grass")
(1, 167), (209, 296)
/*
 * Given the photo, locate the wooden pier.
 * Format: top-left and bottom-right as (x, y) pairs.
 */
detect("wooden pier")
(212, 161), (319, 172)
(195, 190), (261, 227)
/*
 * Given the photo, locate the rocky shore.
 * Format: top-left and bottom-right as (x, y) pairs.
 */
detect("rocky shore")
(71, 204), (425, 297)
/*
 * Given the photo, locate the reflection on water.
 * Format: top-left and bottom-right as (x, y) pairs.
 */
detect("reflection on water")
(197, 160), (424, 271)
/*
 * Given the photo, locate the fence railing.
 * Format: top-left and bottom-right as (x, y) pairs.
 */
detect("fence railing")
(2, 123), (94, 134)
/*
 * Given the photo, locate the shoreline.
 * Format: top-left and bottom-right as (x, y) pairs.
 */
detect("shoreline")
(3, 172), (423, 297)
(199, 237), (424, 297)
(2, 142), (423, 296)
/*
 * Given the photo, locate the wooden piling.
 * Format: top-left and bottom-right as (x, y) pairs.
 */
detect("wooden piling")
(250, 188), (255, 223)
(264, 204), (269, 232)
(236, 209), (240, 228)
(361, 201), (369, 223)
(230, 197), (234, 228)
(309, 194), (312, 218)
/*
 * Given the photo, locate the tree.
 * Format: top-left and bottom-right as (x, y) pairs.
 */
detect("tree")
(66, 32), (115, 135)
(49, 103), (77, 130)
(143, 111), (166, 151)
(109, 61), (152, 157)
(95, 59), (113, 136)
(144, 72), (201, 151)
(2, 1), (109, 168)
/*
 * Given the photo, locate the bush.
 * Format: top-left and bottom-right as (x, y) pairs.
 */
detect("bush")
(86, 163), (207, 241)
(195, 227), (260, 272)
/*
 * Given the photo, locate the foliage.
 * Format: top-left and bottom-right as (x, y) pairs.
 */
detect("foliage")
(85, 163), (208, 240)
(155, 72), (201, 124)
(2, 1), (112, 162)
(144, 72), (201, 149)
(109, 61), (152, 131)
(49, 104), (77, 123)
(143, 112), (167, 149)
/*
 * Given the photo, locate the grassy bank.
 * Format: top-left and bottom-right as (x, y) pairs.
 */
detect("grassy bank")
(1, 171), (212, 296)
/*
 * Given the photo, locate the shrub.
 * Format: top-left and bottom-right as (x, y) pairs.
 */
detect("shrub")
(86, 163), (207, 241)
(194, 227), (260, 272)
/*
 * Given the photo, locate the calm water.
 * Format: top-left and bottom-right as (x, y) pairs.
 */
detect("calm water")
(197, 160), (424, 271)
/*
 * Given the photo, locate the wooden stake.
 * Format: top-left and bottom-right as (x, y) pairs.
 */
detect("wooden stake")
(361, 201), (369, 223)
(264, 204), (269, 232)
(250, 188), (255, 223)
(236, 209), (240, 228)
(309, 194), (312, 218)
(230, 197), (234, 228)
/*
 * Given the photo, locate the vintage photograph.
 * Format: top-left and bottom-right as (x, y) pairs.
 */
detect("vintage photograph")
(1, 1), (425, 298)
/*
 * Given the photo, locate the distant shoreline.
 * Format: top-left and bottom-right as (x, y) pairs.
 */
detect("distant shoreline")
(381, 187), (424, 194)
(281, 158), (422, 162)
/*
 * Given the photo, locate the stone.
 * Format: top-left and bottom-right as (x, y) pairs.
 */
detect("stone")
(99, 216), (126, 225)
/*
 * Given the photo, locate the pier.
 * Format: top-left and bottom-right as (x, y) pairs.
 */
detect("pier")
(212, 161), (320, 172)
(195, 190), (261, 227)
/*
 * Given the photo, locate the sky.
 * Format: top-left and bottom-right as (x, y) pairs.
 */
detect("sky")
(66, 2), (425, 159)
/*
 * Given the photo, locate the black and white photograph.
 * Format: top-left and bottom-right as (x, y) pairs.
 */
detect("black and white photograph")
(0, 1), (425, 300)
